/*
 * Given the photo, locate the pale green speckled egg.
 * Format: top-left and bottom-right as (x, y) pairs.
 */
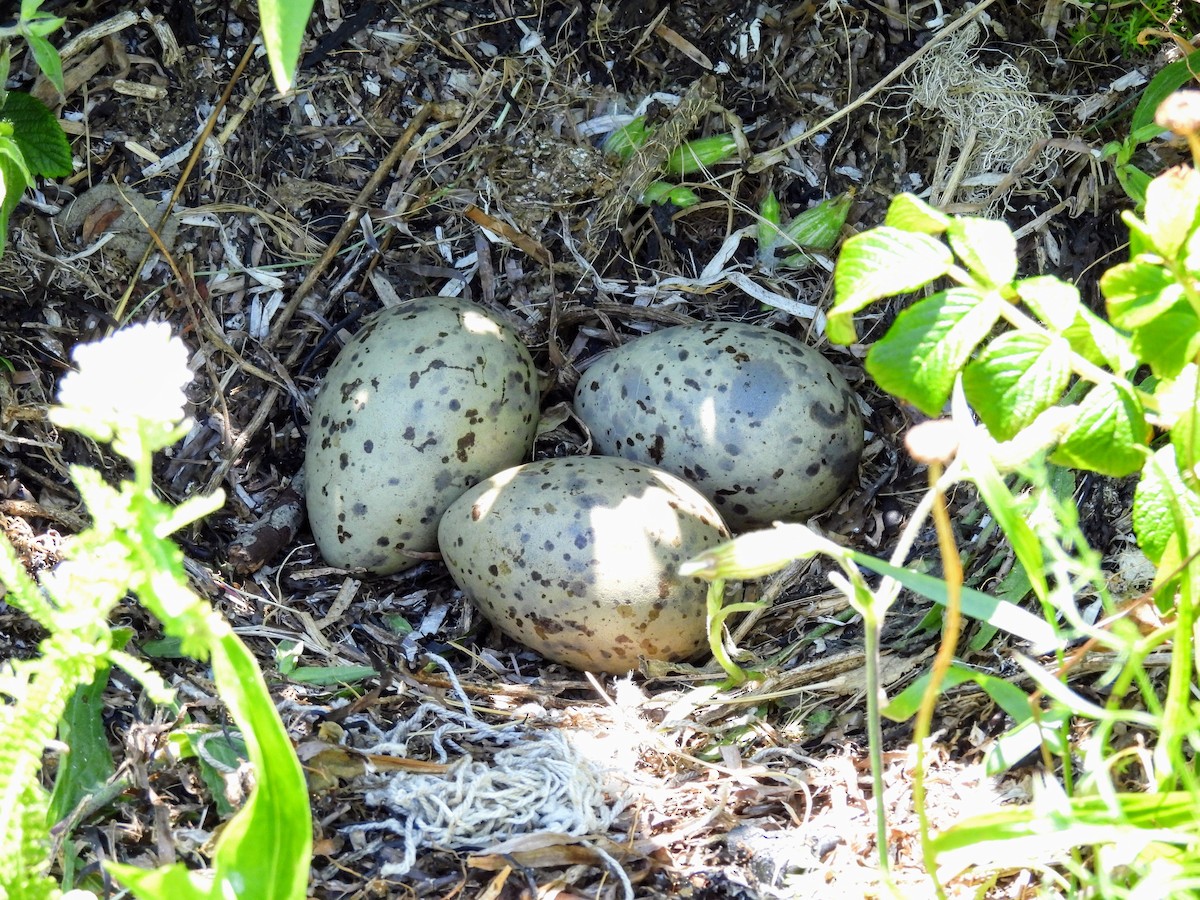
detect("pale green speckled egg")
(574, 322), (863, 531)
(306, 297), (538, 574)
(437, 456), (731, 673)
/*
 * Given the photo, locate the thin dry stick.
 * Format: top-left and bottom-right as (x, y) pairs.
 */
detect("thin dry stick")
(747, 0), (1003, 174)
(203, 106), (434, 494)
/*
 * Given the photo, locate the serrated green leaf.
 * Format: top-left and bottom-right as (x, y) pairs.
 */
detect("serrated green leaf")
(962, 332), (1072, 441)
(1142, 164), (1200, 258)
(0, 92), (71, 178)
(1134, 446), (1200, 565)
(1102, 260), (1182, 330)
(258, 0), (316, 93)
(947, 217), (1018, 287)
(1052, 381), (1148, 477)
(1129, 303), (1200, 378)
(883, 192), (950, 234)
(828, 227), (954, 344)
(1016, 275), (1080, 332)
(865, 288), (999, 416)
(22, 33), (64, 96)
(1016, 275), (1135, 371)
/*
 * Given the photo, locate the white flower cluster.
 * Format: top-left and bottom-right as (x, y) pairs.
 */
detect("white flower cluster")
(54, 321), (193, 444)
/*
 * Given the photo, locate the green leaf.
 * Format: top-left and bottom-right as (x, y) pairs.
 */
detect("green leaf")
(961, 452), (1050, 605)
(21, 32), (64, 96)
(207, 633), (311, 899)
(258, 0), (316, 93)
(883, 192), (950, 234)
(1134, 445), (1200, 565)
(962, 331), (1072, 441)
(1142, 165), (1200, 258)
(1052, 381), (1148, 477)
(1015, 275), (1080, 332)
(284, 664), (377, 685)
(865, 288), (1000, 416)
(0, 92), (71, 178)
(883, 663), (1033, 723)
(603, 116), (648, 158)
(947, 217), (1018, 287)
(1129, 303), (1200, 379)
(0, 145), (30, 259)
(106, 861), (210, 897)
(828, 226), (954, 344)
(47, 627), (130, 825)
(1131, 49), (1200, 135)
(1103, 260), (1182, 330)
(846, 551), (1063, 654)
(930, 789), (1198, 874)
(1017, 276), (1136, 372)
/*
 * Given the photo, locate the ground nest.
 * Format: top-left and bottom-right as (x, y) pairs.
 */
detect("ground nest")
(0, 0), (1178, 896)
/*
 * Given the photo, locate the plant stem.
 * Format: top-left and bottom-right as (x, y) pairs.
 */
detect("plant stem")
(912, 461), (964, 900)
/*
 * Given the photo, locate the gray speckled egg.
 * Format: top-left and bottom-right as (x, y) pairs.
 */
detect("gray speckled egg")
(305, 297), (538, 574)
(574, 322), (863, 530)
(437, 456), (731, 673)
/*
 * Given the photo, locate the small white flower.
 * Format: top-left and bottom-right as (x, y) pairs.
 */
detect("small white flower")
(53, 322), (193, 444)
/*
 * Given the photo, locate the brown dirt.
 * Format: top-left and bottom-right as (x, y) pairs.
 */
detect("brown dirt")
(0, 1), (1179, 897)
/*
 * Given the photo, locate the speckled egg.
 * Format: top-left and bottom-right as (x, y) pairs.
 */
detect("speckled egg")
(306, 297), (539, 574)
(437, 456), (731, 673)
(574, 322), (863, 531)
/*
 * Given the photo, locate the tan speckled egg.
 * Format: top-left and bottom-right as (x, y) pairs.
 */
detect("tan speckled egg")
(437, 456), (731, 674)
(574, 322), (863, 531)
(305, 297), (538, 574)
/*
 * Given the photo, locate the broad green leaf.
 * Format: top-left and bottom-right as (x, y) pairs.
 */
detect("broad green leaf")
(883, 663), (1033, 723)
(1134, 446), (1200, 565)
(1018, 275), (1136, 372)
(1016, 275), (1080, 332)
(828, 227), (954, 344)
(1129, 303), (1200, 379)
(22, 32), (64, 95)
(0, 92), (71, 178)
(884, 192), (950, 234)
(963, 331), (1072, 441)
(258, 0), (317, 93)
(1142, 164), (1200, 258)
(1131, 49), (1200, 134)
(865, 288), (999, 416)
(1052, 381), (1148, 477)
(846, 551), (1062, 653)
(947, 217), (1018, 287)
(1102, 260), (1182, 330)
